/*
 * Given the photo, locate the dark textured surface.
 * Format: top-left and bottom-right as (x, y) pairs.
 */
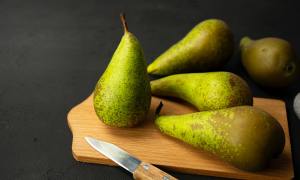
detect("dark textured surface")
(0, 0), (299, 179)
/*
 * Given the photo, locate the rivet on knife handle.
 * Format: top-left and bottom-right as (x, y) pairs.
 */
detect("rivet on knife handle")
(133, 162), (177, 180)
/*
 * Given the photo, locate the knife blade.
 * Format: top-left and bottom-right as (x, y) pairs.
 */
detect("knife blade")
(85, 136), (177, 180)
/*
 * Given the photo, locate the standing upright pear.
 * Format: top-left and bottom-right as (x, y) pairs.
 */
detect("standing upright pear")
(147, 19), (234, 76)
(93, 14), (151, 127)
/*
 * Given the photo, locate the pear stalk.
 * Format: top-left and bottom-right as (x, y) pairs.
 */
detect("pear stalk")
(155, 101), (164, 117)
(120, 13), (129, 33)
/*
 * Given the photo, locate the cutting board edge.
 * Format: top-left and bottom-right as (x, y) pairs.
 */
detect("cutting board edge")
(264, 97), (295, 179)
(67, 94), (92, 133)
(71, 147), (292, 180)
(254, 97), (286, 104)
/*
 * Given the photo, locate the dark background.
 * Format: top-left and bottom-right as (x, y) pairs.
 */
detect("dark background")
(0, 0), (299, 179)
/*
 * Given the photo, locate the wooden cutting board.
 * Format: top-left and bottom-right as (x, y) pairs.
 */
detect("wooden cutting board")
(67, 94), (294, 179)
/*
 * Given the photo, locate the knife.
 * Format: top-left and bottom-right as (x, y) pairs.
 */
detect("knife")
(85, 136), (177, 180)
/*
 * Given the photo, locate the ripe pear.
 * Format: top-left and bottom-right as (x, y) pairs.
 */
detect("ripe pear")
(151, 72), (253, 111)
(93, 14), (151, 127)
(155, 105), (285, 171)
(240, 37), (299, 88)
(147, 19), (234, 76)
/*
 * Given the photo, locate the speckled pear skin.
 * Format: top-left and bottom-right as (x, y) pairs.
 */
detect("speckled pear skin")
(151, 72), (253, 111)
(147, 19), (234, 76)
(155, 106), (285, 171)
(93, 15), (151, 127)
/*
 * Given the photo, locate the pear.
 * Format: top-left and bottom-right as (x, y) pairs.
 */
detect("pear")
(155, 105), (285, 171)
(151, 72), (253, 111)
(240, 37), (299, 88)
(147, 19), (234, 76)
(93, 14), (151, 127)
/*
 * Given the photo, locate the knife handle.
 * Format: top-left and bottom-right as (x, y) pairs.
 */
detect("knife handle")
(133, 162), (177, 180)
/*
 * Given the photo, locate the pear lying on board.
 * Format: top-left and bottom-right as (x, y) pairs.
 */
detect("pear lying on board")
(240, 37), (299, 88)
(151, 72), (253, 111)
(93, 14), (151, 127)
(147, 19), (234, 76)
(155, 104), (285, 171)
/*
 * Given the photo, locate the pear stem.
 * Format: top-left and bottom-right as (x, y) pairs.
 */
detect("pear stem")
(155, 101), (164, 117)
(120, 13), (128, 33)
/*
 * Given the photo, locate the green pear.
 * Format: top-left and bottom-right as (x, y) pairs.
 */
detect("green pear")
(240, 37), (299, 88)
(93, 14), (151, 127)
(155, 105), (285, 171)
(147, 19), (234, 76)
(151, 72), (253, 111)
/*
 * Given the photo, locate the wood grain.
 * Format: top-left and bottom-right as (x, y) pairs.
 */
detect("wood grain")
(67, 94), (294, 179)
(133, 162), (178, 180)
